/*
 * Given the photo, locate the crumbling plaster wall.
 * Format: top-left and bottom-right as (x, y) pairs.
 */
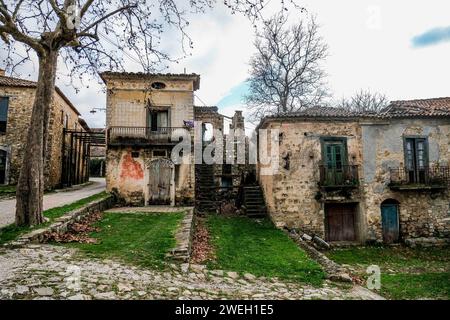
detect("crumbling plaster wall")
(361, 118), (450, 241)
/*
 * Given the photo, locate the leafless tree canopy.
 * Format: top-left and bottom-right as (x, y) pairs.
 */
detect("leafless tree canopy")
(337, 89), (389, 114)
(245, 13), (328, 121)
(0, 0), (298, 226)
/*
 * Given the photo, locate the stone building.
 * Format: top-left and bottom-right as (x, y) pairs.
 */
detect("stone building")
(102, 72), (199, 206)
(0, 69), (90, 189)
(102, 71), (253, 210)
(256, 99), (450, 244)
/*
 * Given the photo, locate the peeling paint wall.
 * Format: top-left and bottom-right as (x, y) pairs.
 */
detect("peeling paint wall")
(361, 118), (450, 241)
(105, 76), (196, 205)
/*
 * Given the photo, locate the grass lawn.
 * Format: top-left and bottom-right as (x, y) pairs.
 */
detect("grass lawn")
(0, 191), (108, 245)
(0, 185), (16, 195)
(327, 246), (450, 300)
(64, 212), (184, 269)
(207, 215), (325, 286)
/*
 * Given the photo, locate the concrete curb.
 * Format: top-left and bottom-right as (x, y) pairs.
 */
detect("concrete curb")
(4, 195), (114, 248)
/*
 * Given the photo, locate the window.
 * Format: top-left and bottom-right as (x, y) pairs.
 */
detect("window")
(0, 97), (9, 133)
(151, 82), (166, 90)
(322, 138), (347, 169)
(64, 114), (69, 129)
(153, 150), (167, 157)
(404, 137), (428, 183)
(148, 110), (168, 131)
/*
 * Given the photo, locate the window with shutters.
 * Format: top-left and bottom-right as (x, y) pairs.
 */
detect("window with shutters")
(404, 137), (429, 183)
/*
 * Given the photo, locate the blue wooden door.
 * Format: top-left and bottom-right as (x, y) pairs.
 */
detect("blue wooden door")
(381, 204), (399, 243)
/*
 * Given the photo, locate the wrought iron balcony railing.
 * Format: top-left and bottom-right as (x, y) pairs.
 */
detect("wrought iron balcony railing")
(389, 166), (449, 189)
(107, 126), (191, 145)
(319, 165), (359, 188)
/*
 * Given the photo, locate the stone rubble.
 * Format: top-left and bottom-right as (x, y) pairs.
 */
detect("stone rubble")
(0, 244), (383, 300)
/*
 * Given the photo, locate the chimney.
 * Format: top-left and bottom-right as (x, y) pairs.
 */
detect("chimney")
(0, 68), (5, 77)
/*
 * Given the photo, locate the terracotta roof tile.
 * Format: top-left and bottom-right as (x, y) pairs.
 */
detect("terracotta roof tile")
(0, 75), (81, 116)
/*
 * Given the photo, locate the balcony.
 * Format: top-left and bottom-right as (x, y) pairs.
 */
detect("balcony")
(319, 165), (359, 188)
(389, 166), (449, 190)
(107, 126), (191, 146)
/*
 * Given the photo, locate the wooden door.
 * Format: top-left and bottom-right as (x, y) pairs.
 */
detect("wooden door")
(325, 204), (356, 241)
(381, 204), (399, 244)
(148, 159), (172, 204)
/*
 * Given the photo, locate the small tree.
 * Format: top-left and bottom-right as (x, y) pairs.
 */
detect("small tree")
(0, 0), (294, 226)
(337, 89), (389, 113)
(245, 13), (328, 121)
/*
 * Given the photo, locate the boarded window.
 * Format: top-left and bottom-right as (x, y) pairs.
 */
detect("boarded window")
(0, 97), (9, 133)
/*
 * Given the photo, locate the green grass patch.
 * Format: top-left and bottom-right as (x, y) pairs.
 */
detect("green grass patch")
(0, 191), (109, 245)
(381, 273), (450, 300)
(326, 246), (450, 300)
(207, 215), (325, 286)
(64, 212), (184, 269)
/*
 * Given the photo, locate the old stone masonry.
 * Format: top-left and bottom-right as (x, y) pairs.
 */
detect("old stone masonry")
(0, 244), (380, 300)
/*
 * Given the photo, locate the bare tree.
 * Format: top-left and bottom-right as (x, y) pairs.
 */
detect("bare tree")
(0, 0), (295, 226)
(337, 89), (389, 113)
(244, 13), (328, 121)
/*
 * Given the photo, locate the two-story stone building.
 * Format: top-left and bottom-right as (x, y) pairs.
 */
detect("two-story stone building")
(102, 72), (252, 210)
(0, 69), (90, 189)
(256, 99), (450, 245)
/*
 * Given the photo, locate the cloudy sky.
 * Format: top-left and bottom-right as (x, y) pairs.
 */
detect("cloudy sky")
(3, 0), (450, 130)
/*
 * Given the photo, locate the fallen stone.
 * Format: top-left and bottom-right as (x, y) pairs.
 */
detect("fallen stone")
(16, 285), (29, 295)
(227, 271), (239, 279)
(244, 273), (257, 281)
(34, 287), (54, 296)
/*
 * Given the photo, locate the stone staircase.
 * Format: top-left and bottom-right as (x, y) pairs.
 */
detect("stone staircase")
(195, 164), (217, 213)
(243, 185), (267, 218)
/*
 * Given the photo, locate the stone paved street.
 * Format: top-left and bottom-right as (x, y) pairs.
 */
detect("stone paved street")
(0, 244), (383, 300)
(0, 178), (106, 228)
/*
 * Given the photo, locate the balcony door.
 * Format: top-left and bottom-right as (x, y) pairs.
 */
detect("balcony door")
(148, 110), (168, 132)
(323, 138), (347, 186)
(404, 137), (428, 183)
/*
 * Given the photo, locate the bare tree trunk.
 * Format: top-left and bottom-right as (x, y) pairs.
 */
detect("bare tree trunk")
(15, 50), (58, 226)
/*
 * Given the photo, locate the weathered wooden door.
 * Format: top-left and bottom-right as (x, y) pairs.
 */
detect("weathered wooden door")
(0, 149), (6, 184)
(325, 204), (356, 241)
(148, 159), (172, 204)
(381, 204), (399, 244)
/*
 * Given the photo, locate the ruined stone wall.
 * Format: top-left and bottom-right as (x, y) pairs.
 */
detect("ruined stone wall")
(361, 118), (450, 241)
(258, 120), (363, 238)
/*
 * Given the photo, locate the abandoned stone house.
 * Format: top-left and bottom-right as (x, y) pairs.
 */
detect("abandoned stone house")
(0, 69), (92, 189)
(256, 99), (450, 245)
(102, 72), (249, 208)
